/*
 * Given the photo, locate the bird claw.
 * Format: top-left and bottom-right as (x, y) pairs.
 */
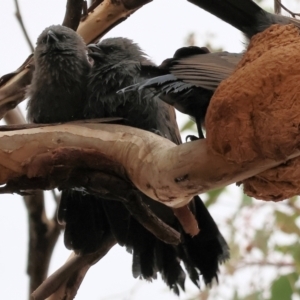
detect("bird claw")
(186, 135), (199, 142)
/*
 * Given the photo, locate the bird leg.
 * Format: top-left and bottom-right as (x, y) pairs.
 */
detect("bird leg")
(185, 117), (204, 142)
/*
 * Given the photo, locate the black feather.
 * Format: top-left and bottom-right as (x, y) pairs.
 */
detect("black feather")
(120, 48), (241, 138)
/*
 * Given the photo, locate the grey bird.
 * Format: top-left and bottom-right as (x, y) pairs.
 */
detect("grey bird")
(27, 28), (229, 294)
(121, 46), (241, 139)
(27, 24), (91, 123)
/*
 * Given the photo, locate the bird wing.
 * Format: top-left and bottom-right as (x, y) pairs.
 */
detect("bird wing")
(171, 52), (242, 90)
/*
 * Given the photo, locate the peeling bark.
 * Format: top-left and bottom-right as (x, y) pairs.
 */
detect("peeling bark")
(0, 122), (298, 208)
(77, 0), (152, 43)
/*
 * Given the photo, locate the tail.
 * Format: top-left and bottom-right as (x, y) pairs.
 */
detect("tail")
(188, 0), (292, 38)
(58, 190), (188, 294)
(58, 190), (229, 293)
(58, 190), (112, 254)
(179, 196), (230, 285)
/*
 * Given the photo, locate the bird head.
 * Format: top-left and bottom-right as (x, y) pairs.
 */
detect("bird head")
(35, 25), (87, 58)
(87, 37), (148, 65)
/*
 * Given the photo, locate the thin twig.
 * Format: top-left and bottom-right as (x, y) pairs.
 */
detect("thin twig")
(4, 106), (26, 124)
(62, 0), (84, 30)
(237, 260), (295, 269)
(24, 191), (62, 297)
(275, 0), (300, 17)
(87, 0), (104, 13)
(82, 1), (88, 18)
(82, 172), (182, 245)
(274, 0), (281, 14)
(14, 0), (34, 52)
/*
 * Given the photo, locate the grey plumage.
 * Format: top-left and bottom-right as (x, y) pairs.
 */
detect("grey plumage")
(86, 38), (181, 142)
(27, 25), (91, 123)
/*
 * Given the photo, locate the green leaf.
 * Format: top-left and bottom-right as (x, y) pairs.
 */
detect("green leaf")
(275, 243), (300, 272)
(253, 229), (271, 255)
(269, 273), (298, 300)
(275, 210), (300, 235)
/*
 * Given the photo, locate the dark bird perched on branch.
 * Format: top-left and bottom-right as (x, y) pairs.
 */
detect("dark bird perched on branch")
(27, 27), (229, 294)
(27, 25), (91, 123)
(187, 0), (300, 39)
(121, 46), (241, 138)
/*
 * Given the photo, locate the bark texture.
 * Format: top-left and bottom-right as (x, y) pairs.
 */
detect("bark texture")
(0, 122), (299, 207)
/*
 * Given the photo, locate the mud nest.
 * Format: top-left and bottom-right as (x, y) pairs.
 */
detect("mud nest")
(205, 24), (300, 201)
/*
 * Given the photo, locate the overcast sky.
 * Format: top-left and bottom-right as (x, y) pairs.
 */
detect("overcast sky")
(0, 0), (296, 299)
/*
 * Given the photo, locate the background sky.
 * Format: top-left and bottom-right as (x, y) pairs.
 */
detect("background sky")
(0, 0), (298, 299)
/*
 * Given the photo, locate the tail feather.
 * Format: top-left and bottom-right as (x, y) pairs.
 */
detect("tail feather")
(127, 217), (157, 279)
(59, 190), (110, 254)
(58, 191), (229, 293)
(155, 241), (186, 294)
(179, 196), (230, 285)
(102, 200), (131, 246)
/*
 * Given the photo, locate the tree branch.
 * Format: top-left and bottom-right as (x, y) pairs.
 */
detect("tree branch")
(274, 0), (281, 15)
(62, 0), (84, 30)
(14, 0), (34, 52)
(3, 107), (62, 298)
(73, 171), (181, 244)
(32, 235), (116, 300)
(275, 0), (300, 18)
(77, 0), (152, 43)
(24, 190), (62, 296)
(0, 55), (33, 120)
(0, 122), (298, 208)
(4, 106), (26, 125)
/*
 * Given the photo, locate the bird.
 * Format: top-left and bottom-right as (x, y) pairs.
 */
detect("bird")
(27, 27), (229, 294)
(187, 0), (300, 39)
(27, 25), (91, 123)
(121, 46), (241, 139)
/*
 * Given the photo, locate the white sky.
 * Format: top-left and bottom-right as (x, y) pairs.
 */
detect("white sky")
(0, 0), (297, 299)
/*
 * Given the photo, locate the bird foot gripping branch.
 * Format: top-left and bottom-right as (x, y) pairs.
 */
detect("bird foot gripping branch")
(206, 24), (300, 201)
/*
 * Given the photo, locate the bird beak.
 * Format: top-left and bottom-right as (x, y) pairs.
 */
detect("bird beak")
(87, 44), (101, 58)
(47, 30), (59, 43)
(87, 44), (98, 51)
